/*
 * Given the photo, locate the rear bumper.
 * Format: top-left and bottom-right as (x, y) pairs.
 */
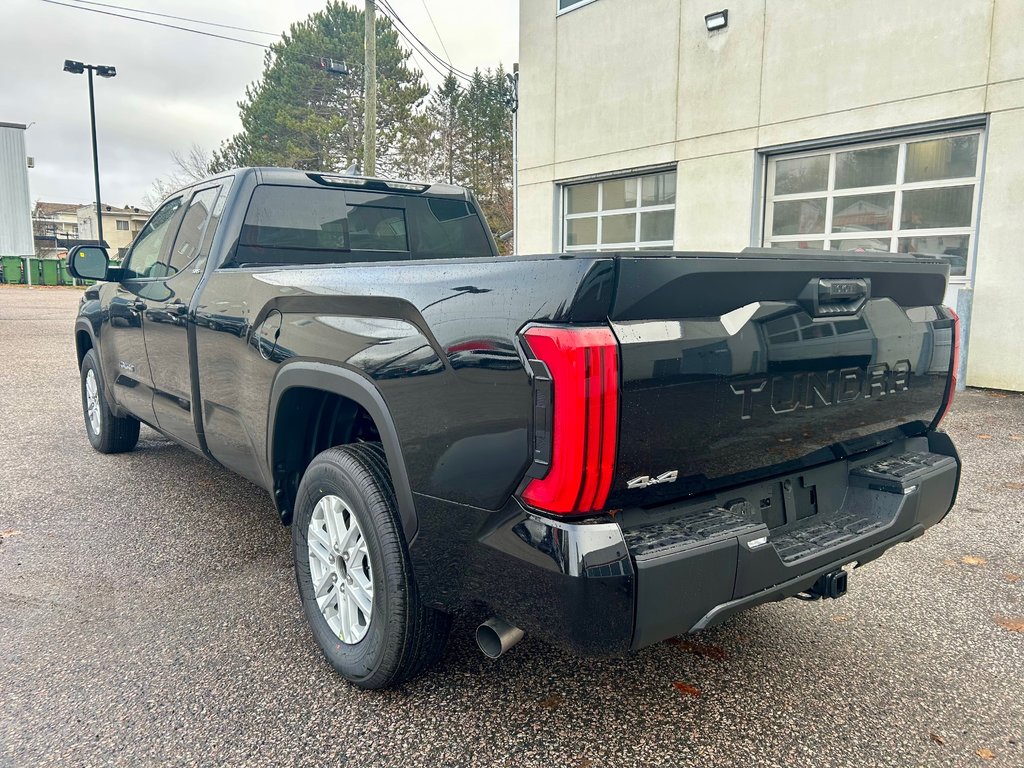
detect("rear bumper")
(440, 431), (959, 655)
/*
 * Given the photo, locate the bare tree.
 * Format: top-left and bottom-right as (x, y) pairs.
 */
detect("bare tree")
(142, 144), (214, 208)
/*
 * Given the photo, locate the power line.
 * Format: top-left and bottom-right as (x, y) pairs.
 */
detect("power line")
(381, 0), (472, 80)
(375, 2), (455, 80)
(38, 0), (271, 48)
(66, 0), (279, 37)
(376, 4), (468, 83)
(418, 0), (451, 64)
(377, 0), (474, 81)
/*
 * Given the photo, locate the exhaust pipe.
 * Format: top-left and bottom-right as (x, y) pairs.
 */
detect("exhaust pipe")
(476, 618), (524, 659)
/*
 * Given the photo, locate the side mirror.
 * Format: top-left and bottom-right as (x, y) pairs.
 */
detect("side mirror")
(67, 245), (110, 280)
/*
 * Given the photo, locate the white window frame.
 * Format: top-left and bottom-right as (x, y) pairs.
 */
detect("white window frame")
(561, 170), (677, 252)
(763, 128), (983, 282)
(557, 0), (600, 17)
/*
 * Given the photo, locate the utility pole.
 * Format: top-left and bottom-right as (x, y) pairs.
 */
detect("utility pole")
(363, 0), (377, 177)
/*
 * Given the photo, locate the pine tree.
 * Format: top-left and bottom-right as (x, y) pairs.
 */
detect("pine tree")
(211, 1), (427, 175)
(425, 73), (463, 184)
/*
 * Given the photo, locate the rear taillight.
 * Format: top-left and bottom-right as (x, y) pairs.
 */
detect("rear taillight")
(520, 326), (619, 515)
(933, 307), (960, 428)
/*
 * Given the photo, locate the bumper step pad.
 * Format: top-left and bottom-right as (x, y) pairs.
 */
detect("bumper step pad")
(622, 506), (760, 559)
(772, 511), (888, 563)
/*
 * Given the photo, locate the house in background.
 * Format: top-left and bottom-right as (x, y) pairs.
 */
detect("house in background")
(32, 201), (83, 257)
(77, 203), (149, 260)
(516, 0), (1024, 391)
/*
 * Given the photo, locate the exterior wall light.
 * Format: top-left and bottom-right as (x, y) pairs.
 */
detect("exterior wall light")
(705, 9), (728, 31)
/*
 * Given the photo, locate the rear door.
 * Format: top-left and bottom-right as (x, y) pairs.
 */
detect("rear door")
(605, 252), (955, 509)
(99, 196), (186, 425)
(143, 181), (232, 448)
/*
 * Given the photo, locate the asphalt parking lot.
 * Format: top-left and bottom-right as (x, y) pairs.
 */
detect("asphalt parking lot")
(1, 284), (1022, 768)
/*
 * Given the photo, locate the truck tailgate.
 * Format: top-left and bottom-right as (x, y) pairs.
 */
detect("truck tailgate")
(604, 251), (954, 509)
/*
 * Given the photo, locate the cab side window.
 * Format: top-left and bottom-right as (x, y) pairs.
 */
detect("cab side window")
(163, 186), (223, 277)
(123, 197), (184, 279)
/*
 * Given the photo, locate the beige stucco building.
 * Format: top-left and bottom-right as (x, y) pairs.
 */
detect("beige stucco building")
(77, 203), (149, 259)
(516, 0), (1024, 391)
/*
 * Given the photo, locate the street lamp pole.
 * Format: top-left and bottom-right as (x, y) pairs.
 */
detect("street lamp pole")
(64, 60), (116, 248)
(86, 67), (104, 246)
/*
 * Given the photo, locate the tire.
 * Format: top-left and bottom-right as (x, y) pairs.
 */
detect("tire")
(80, 349), (141, 454)
(292, 442), (451, 689)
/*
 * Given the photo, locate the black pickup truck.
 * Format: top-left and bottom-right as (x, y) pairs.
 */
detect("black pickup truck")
(68, 167), (961, 689)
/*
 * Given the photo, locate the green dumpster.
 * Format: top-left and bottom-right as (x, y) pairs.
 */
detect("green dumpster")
(41, 259), (60, 286)
(27, 258), (44, 286)
(58, 260), (74, 286)
(1, 255), (23, 284)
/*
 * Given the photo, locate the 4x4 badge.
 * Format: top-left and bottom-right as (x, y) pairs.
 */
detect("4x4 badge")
(627, 471), (678, 490)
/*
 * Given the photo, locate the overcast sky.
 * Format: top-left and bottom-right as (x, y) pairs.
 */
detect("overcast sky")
(2, 0), (518, 208)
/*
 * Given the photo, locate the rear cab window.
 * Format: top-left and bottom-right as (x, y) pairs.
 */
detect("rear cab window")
(227, 184), (495, 268)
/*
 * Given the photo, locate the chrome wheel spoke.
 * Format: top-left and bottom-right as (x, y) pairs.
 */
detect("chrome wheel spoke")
(308, 546), (332, 572)
(336, 514), (360, 558)
(322, 498), (343, 548)
(307, 493), (374, 644)
(307, 524), (333, 557)
(347, 574), (373, 617)
(344, 586), (361, 635)
(313, 570), (335, 599)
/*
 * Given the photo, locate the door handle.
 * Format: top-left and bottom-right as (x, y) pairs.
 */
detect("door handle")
(133, 300), (148, 312)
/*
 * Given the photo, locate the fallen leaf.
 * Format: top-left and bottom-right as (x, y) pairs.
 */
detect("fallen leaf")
(831, 615), (849, 623)
(994, 616), (1024, 633)
(671, 681), (702, 697)
(578, 759), (594, 768)
(942, 558), (958, 566)
(1005, 482), (1024, 490)
(961, 555), (988, 566)
(539, 694), (563, 709)
(977, 748), (996, 760)
(988, 392), (1008, 399)
(0, 529), (22, 538)
(1004, 573), (1021, 583)
(977, 434), (993, 439)
(930, 732), (945, 745)
(1010, 435), (1023, 441)
(665, 638), (728, 661)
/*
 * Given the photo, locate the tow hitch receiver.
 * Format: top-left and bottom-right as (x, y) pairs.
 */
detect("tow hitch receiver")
(806, 569), (848, 600)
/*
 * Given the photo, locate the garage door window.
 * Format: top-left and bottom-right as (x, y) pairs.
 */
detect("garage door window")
(563, 170), (676, 252)
(764, 130), (982, 277)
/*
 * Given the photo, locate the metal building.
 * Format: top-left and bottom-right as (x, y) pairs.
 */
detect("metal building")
(0, 122), (35, 260)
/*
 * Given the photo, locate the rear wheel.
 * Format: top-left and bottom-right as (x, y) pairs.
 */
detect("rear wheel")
(292, 443), (450, 689)
(80, 349), (140, 454)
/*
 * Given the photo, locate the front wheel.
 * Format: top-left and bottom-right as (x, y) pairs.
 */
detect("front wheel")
(80, 349), (140, 454)
(292, 443), (450, 689)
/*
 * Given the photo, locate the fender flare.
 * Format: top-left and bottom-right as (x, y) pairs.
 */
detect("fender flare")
(74, 318), (116, 402)
(73, 318), (97, 367)
(267, 360), (419, 542)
